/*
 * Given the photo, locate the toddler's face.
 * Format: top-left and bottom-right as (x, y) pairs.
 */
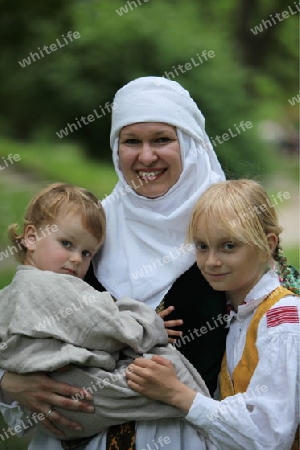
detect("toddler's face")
(24, 216), (101, 279)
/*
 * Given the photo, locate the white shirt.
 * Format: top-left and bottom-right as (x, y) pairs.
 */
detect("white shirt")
(185, 271), (300, 449)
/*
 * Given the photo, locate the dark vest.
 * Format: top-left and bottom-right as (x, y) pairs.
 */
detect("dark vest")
(84, 263), (227, 395)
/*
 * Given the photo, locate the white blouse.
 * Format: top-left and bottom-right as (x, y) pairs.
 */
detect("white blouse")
(185, 271), (299, 449)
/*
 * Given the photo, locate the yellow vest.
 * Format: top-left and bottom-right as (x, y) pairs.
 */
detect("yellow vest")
(219, 286), (299, 450)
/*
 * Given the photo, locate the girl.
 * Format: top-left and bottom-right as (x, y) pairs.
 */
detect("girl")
(127, 179), (299, 450)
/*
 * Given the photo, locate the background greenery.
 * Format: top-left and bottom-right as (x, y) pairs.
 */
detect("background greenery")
(0, 0), (299, 173)
(0, 0), (298, 448)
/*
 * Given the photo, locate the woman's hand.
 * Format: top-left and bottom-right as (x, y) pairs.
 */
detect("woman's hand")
(126, 355), (196, 414)
(1, 371), (94, 437)
(158, 306), (183, 343)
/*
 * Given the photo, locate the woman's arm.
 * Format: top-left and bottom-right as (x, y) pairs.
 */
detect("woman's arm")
(0, 371), (94, 437)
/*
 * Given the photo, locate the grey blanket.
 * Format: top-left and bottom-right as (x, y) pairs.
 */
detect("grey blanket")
(0, 266), (210, 439)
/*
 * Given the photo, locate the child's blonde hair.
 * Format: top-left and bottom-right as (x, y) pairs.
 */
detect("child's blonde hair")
(187, 179), (288, 275)
(8, 182), (106, 263)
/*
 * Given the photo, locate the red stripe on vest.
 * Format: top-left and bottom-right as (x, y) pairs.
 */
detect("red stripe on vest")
(266, 306), (299, 328)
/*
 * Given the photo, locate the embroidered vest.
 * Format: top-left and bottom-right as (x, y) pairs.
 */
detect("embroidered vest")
(220, 286), (299, 450)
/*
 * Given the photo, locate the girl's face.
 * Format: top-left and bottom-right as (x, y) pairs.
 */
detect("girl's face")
(193, 218), (268, 309)
(118, 122), (182, 198)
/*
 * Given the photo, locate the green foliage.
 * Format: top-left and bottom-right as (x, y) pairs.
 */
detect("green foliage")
(284, 247), (300, 270)
(0, 0), (297, 177)
(0, 269), (15, 290)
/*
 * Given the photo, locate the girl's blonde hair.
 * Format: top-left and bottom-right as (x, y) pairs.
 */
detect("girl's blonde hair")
(8, 182), (106, 263)
(187, 179), (287, 273)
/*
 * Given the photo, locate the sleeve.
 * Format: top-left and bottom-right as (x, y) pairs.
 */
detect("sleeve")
(0, 400), (33, 437)
(0, 370), (15, 405)
(0, 369), (34, 436)
(0, 368), (5, 383)
(9, 273), (168, 353)
(82, 296), (168, 353)
(185, 299), (300, 450)
(4, 273), (168, 373)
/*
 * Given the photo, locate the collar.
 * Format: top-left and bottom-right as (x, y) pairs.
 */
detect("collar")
(226, 270), (280, 326)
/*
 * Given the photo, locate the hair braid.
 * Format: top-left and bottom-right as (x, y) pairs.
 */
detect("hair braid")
(273, 239), (300, 295)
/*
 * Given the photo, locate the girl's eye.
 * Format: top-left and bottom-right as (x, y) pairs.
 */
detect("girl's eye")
(195, 242), (208, 251)
(61, 240), (72, 248)
(82, 250), (92, 258)
(223, 242), (235, 250)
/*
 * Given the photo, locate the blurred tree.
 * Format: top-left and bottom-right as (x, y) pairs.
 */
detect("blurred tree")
(0, 0), (298, 176)
(0, 0), (73, 139)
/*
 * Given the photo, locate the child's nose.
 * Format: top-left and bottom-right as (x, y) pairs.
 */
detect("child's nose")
(70, 251), (82, 263)
(206, 250), (222, 266)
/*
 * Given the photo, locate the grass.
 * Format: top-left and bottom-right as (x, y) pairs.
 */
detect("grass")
(0, 138), (118, 197)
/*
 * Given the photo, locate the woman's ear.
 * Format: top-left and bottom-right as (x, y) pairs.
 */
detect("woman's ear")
(266, 233), (278, 255)
(23, 225), (38, 251)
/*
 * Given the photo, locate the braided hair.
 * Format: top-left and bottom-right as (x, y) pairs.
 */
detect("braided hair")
(273, 240), (299, 295)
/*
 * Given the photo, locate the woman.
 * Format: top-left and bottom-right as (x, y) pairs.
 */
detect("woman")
(88, 75), (228, 396)
(0, 76), (227, 448)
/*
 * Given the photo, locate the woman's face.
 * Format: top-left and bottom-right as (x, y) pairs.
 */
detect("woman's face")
(118, 122), (182, 198)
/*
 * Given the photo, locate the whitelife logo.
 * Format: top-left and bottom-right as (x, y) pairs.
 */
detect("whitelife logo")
(288, 91), (300, 106)
(18, 31), (81, 68)
(0, 153), (21, 170)
(250, 2), (300, 35)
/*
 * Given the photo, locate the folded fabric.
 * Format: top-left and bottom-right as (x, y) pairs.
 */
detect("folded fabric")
(50, 345), (210, 440)
(0, 265), (210, 439)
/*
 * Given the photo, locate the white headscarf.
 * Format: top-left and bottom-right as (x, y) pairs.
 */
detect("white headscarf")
(94, 76), (225, 309)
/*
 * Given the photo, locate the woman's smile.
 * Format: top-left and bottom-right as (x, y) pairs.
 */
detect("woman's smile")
(136, 168), (167, 182)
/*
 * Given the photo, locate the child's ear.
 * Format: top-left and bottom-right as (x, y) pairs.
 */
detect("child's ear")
(24, 225), (38, 251)
(266, 233), (278, 254)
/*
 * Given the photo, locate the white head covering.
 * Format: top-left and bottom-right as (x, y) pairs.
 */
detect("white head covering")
(94, 76), (225, 309)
